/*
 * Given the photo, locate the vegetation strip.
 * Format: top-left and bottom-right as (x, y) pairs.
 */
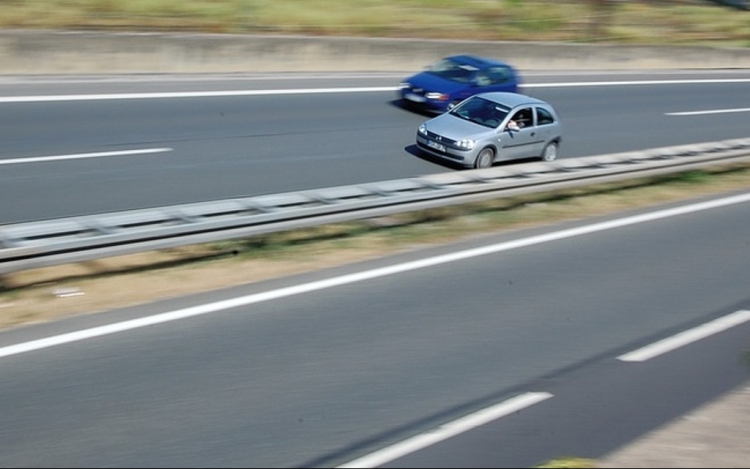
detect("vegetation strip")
(2, 1), (749, 47)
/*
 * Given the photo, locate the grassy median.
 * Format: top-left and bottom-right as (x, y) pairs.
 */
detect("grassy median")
(1, 164), (750, 331)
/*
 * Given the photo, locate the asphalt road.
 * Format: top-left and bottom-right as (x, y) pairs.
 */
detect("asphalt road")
(0, 191), (749, 467)
(0, 70), (749, 467)
(1, 70), (750, 224)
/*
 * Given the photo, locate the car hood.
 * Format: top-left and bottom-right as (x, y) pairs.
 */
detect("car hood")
(424, 113), (493, 140)
(405, 72), (469, 94)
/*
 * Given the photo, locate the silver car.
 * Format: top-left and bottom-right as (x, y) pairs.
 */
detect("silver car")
(416, 92), (562, 169)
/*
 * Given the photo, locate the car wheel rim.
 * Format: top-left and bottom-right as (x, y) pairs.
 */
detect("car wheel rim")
(476, 150), (493, 169)
(543, 143), (558, 162)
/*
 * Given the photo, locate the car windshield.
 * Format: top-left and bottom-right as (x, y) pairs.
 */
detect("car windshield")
(427, 58), (479, 84)
(449, 97), (510, 128)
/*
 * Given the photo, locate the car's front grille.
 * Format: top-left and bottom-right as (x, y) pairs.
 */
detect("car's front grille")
(423, 130), (457, 147)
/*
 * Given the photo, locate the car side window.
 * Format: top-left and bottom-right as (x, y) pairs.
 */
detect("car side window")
(487, 66), (513, 84)
(536, 107), (555, 126)
(474, 72), (492, 86)
(510, 107), (533, 129)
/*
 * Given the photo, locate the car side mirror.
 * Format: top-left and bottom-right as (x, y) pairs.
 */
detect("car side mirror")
(506, 121), (520, 132)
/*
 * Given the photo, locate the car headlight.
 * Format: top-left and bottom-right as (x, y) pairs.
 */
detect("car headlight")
(418, 124), (428, 136)
(456, 139), (476, 150)
(426, 92), (449, 101)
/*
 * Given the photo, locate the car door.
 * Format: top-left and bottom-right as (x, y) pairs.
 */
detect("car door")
(498, 106), (542, 160)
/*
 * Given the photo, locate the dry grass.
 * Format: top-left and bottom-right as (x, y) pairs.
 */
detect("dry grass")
(2, 165), (750, 332)
(1, 0), (749, 46)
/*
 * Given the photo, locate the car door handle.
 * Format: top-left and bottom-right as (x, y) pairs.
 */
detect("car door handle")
(531, 132), (536, 137)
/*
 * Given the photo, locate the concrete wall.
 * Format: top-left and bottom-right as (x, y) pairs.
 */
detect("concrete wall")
(2, 30), (750, 75)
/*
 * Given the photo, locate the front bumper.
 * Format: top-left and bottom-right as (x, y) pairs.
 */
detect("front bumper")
(416, 133), (477, 167)
(399, 90), (450, 113)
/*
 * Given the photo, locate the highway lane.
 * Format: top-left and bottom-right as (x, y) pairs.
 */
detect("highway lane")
(1, 71), (750, 224)
(0, 191), (748, 467)
(372, 313), (750, 468)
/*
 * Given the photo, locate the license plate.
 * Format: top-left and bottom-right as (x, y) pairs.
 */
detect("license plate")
(427, 140), (446, 152)
(405, 93), (426, 103)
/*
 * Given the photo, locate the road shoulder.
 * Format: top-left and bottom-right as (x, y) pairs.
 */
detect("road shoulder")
(597, 380), (750, 468)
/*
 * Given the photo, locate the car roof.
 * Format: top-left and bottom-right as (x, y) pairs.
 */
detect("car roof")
(473, 92), (549, 108)
(445, 54), (514, 69)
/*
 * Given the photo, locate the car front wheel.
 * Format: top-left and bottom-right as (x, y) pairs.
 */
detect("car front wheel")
(541, 142), (559, 162)
(474, 148), (495, 169)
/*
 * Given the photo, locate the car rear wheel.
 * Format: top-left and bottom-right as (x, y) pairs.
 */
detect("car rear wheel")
(474, 148), (495, 169)
(541, 142), (559, 162)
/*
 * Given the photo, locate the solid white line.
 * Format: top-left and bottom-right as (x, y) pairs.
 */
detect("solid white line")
(1, 192), (750, 360)
(336, 392), (553, 469)
(522, 78), (750, 88)
(0, 73), (407, 85)
(666, 107), (750, 116)
(618, 310), (750, 363)
(0, 148), (173, 165)
(0, 87), (396, 103)
(1, 78), (749, 103)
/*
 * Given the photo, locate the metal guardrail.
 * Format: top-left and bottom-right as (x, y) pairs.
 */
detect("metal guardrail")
(2, 137), (750, 275)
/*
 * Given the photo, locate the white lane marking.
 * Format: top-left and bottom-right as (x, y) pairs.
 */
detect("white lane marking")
(618, 310), (750, 363)
(0, 87), (395, 103)
(336, 392), (553, 469)
(0, 148), (173, 165)
(666, 107), (750, 116)
(522, 78), (750, 88)
(1, 192), (750, 360)
(0, 78), (749, 103)
(0, 73), (408, 85)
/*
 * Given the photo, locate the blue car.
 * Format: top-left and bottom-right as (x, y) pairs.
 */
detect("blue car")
(398, 55), (521, 114)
